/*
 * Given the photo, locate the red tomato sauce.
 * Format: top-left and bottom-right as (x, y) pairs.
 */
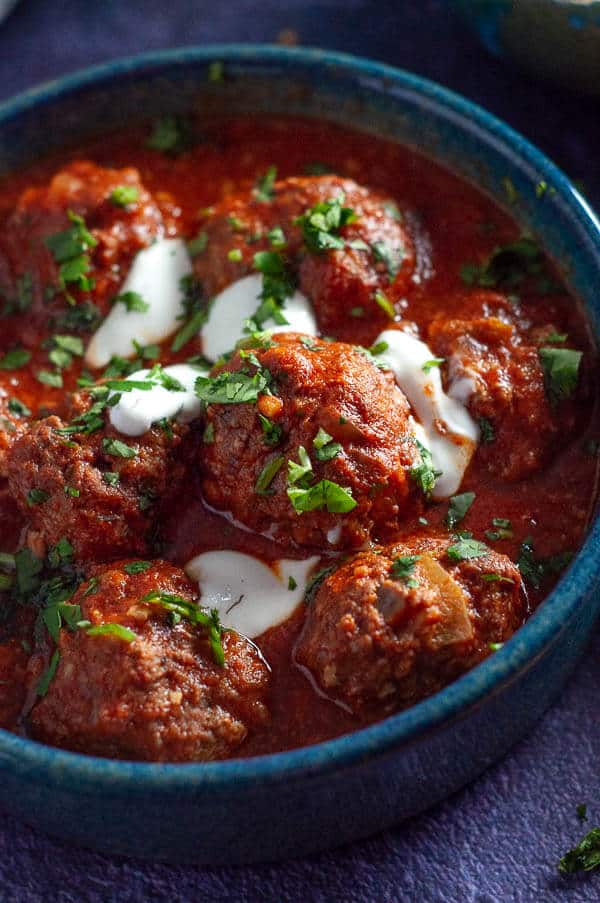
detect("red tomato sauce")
(0, 116), (597, 758)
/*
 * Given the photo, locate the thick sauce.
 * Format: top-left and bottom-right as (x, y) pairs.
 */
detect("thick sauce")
(0, 117), (597, 759)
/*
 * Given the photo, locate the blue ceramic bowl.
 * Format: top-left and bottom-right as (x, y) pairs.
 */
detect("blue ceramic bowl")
(0, 46), (599, 865)
(453, 0), (600, 94)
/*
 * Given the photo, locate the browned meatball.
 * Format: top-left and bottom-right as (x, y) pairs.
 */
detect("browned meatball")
(193, 175), (416, 343)
(295, 539), (525, 716)
(0, 161), (175, 346)
(6, 391), (194, 564)
(427, 294), (568, 481)
(26, 561), (270, 761)
(200, 334), (421, 550)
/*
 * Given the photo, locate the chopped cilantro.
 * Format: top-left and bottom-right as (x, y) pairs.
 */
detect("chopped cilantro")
(538, 346), (582, 404)
(447, 538), (489, 561)
(110, 185), (139, 207)
(202, 422), (215, 445)
(64, 486), (80, 498)
(410, 440), (441, 498)
(254, 165), (277, 202)
(255, 455), (286, 495)
(287, 479), (356, 514)
(146, 116), (192, 155)
(287, 576), (297, 591)
(7, 397), (31, 417)
(287, 446), (313, 488)
(517, 537), (573, 589)
(371, 240), (403, 280)
(478, 417), (495, 443)
(86, 623), (137, 642)
(422, 358), (445, 373)
(558, 827), (600, 874)
(0, 348), (31, 370)
(350, 306), (364, 318)
(374, 290), (395, 320)
(489, 641), (504, 651)
(228, 248), (243, 263)
(303, 161), (335, 176)
(445, 492), (475, 529)
(195, 368), (271, 405)
(36, 649), (60, 697)
(460, 237), (545, 291)
(170, 274), (209, 352)
(116, 290), (149, 313)
(258, 414), (283, 446)
(208, 60), (224, 83)
(294, 194), (357, 253)
(123, 561), (152, 575)
(304, 564), (337, 604)
(187, 231), (208, 257)
(143, 591), (225, 666)
(313, 427), (342, 462)
(267, 226), (286, 249)
(482, 573), (514, 585)
(45, 210), (97, 296)
(251, 250), (295, 329)
(102, 437), (137, 459)
(37, 369), (63, 388)
(390, 554), (420, 587)
(27, 488), (49, 506)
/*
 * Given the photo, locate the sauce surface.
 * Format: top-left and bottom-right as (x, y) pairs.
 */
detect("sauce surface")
(0, 116), (597, 759)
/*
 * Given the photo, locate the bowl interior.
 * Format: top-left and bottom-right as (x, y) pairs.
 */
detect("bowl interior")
(0, 46), (599, 790)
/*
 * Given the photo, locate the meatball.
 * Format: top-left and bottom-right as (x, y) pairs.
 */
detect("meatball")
(6, 391), (194, 563)
(200, 334), (422, 550)
(428, 296), (566, 481)
(26, 561), (270, 761)
(193, 175), (416, 342)
(0, 161), (174, 346)
(295, 539), (525, 716)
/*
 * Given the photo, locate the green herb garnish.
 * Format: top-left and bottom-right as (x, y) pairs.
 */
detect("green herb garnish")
(294, 194), (357, 253)
(447, 538), (489, 562)
(538, 347), (582, 404)
(445, 492), (475, 529)
(390, 554), (420, 587)
(110, 185), (139, 207)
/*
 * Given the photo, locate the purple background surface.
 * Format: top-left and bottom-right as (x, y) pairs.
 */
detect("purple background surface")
(0, 2), (599, 900)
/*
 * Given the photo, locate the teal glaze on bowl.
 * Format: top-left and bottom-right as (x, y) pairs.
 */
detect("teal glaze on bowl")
(0, 46), (599, 865)
(454, 0), (600, 94)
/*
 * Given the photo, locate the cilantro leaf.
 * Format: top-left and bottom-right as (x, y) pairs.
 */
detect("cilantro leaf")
(195, 369), (271, 405)
(558, 827), (600, 874)
(294, 194), (357, 253)
(110, 185), (139, 207)
(538, 347), (582, 404)
(254, 165), (277, 202)
(447, 538), (489, 561)
(287, 479), (356, 514)
(445, 492), (475, 529)
(255, 455), (286, 495)
(86, 623), (137, 642)
(390, 554), (420, 587)
(410, 440), (441, 498)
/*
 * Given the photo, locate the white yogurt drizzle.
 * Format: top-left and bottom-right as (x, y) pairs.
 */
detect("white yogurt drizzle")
(185, 551), (320, 639)
(201, 274), (317, 362)
(376, 329), (479, 498)
(85, 239), (192, 369)
(108, 364), (207, 437)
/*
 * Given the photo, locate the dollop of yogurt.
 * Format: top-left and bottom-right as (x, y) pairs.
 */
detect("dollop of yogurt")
(201, 274), (317, 361)
(376, 329), (479, 498)
(108, 363), (207, 437)
(185, 550), (320, 638)
(85, 239), (192, 368)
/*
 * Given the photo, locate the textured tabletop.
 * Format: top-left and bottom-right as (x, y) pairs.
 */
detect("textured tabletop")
(0, 2), (598, 901)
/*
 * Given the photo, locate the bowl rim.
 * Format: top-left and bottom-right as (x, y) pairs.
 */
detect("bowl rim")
(0, 43), (599, 792)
